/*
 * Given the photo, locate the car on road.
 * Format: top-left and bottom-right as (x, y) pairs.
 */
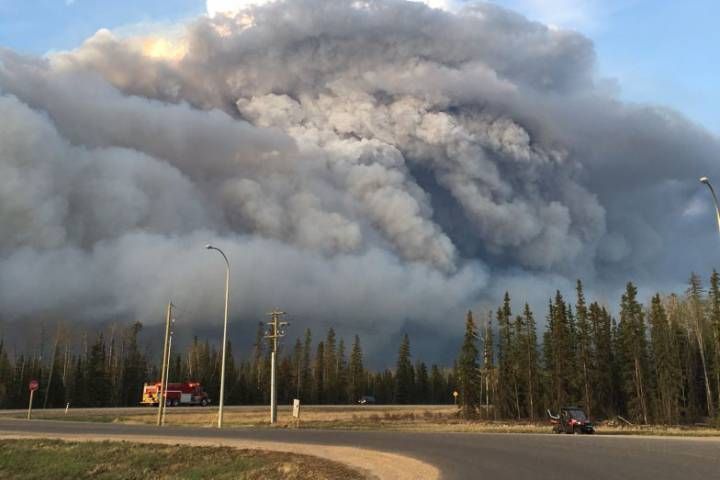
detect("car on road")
(548, 406), (595, 434)
(358, 395), (376, 405)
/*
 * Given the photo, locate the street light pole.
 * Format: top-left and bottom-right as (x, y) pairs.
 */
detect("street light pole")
(206, 244), (230, 429)
(700, 177), (720, 234)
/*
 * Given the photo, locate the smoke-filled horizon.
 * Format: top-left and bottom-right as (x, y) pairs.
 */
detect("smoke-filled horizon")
(1, 0), (719, 359)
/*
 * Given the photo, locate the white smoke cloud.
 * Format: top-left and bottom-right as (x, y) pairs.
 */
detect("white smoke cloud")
(1, 0), (719, 354)
(207, 0), (461, 17)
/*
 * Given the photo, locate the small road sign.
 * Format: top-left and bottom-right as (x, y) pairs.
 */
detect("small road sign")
(27, 380), (39, 420)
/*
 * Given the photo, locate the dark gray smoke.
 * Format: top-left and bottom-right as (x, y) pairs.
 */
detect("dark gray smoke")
(1, 0), (718, 359)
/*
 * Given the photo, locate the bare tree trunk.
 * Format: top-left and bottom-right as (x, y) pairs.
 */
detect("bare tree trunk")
(634, 356), (648, 424)
(582, 359), (591, 418)
(693, 323), (714, 417)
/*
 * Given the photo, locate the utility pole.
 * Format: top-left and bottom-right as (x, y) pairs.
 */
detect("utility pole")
(162, 329), (174, 426)
(157, 301), (173, 426)
(265, 310), (288, 425)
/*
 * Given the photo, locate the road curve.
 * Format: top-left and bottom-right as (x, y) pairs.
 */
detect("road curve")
(1, 418), (719, 480)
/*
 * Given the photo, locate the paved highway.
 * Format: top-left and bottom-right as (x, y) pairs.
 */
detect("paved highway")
(1, 418), (718, 479)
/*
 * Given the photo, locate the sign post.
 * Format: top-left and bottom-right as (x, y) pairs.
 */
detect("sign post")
(453, 390), (459, 406)
(28, 380), (39, 420)
(292, 399), (301, 428)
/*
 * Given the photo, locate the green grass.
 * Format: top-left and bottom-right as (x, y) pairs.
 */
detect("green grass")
(0, 439), (364, 480)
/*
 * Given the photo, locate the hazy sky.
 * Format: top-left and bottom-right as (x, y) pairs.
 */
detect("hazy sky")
(1, 0), (717, 134)
(1, 0), (719, 362)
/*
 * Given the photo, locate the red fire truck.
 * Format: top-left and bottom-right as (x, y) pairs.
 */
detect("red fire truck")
(140, 382), (211, 407)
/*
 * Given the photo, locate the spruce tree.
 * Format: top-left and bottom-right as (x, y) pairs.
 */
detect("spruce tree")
(522, 303), (539, 420)
(496, 293), (515, 417)
(617, 282), (651, 423)
(301, 329), (313, 403)
(429, 365), (446, 404)
(457, 311), (482, 419)
(546, 291), (574, 410)
(415, 362), (430, 404)
(337, 338), (348, 404)
(292, 338), (303, 400)
(313, 341), (325, 404)
(481, 313), (495, 411)
(85, 334), (110, 407)
(0, 340), (12, 408)
(649, 294), (681, 423)
(589, 303), (613, 417)
(348, 335), (365, 403)
(575, 280), (593, 417)
(324, 328), (338, 403)
(395, 334), (413, 404)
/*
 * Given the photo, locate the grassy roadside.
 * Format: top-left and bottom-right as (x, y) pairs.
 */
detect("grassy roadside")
(4, 405), (720, 437)
(0, 439), (364, 480)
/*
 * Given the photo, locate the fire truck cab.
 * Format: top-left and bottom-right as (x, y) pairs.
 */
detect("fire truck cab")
(140, 382), (211, 407)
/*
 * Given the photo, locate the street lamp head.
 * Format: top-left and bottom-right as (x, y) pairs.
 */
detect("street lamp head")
(205, 244), (214, 250)
(700, 176), (710, 184)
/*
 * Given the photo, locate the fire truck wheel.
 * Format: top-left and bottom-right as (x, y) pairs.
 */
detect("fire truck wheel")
(172, 399), (179, 407)
(201, 398), (209, 407)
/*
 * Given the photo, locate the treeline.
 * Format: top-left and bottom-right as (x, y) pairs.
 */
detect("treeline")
(0, 321), (456, 409)
(457, 273), (720, 424)
(3, 271), (720, 426)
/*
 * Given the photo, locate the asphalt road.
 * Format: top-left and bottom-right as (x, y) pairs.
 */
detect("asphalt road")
(1, 418), (718, 479)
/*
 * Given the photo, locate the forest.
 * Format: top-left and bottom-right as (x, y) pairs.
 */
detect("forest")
(1, 272), (720, 425)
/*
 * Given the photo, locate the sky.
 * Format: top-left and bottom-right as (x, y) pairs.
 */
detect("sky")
(1, 0), (719, 362)
(0, 0), (717, 134)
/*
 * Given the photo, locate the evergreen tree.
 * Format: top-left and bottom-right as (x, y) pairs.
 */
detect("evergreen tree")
(336, 338), (348, 404)
(0, 340), (12, 408)
(313, 341), (325, 404)
(457, 311), (482, 419)
(348, 335), (365, 403)
(496, 293), (515, 417)
(324, 328), (338, 403)
(545, 291), (575, 410)
(575, 280), (593, 417)
(301, 329), (313, 403)
(617, 282), (651, 423)
(589, 303), (613, 417)
(415, 362), (430, 404)
(429, 365), (447, 404)
(292, 338), (303, 400)
(395, 334), (414, 404)
(481, 313), (495, 412)
(121, 322), (147, 407)
(522, 303), (539, 420)
(649, 294), (682, 423)
(85, 334), (110, 407)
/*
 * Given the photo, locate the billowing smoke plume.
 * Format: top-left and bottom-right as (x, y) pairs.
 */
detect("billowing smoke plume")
(1, 0), (718, 357)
